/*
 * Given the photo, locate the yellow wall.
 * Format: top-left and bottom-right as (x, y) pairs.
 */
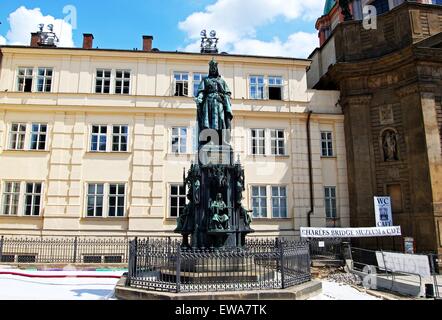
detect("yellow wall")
(0, 47), (348, 237)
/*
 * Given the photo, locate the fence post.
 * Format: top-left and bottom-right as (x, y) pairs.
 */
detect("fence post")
(72, 237), (78, 264)
(0, 236), (4, 263)
(126, 237), (137, 287)
(279, 240), (285, 289)
(176, 244), (181, 293)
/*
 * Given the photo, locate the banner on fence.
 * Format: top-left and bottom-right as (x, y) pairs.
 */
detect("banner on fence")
(300, 226), (402, 238)
(376, 251), (431, 277)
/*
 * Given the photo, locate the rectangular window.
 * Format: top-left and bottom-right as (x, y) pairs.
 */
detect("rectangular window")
(24, 183), (42, 216)
(321, 131), (334, 157)
(30, 123), (47, 151)
(193, 73), (207, 97)
(2, 182), (20, 215)
(9, 123), (27, 150)
(91, 125), (108, 152)
(170, 185), (186, 218)
(95, 69), (111, 94)
(272, 186), (287, 218)
(87, 184), (104, 217)
(174, 72), (189, 97)
(115, 70), (130, 94)
(250, 76), (265, 100)
(251, 129), (266, 155)
(112, 125), (128, 152)
(268, 76), (283, 100)
(324, 187), (337, 219)
(108, 184), (125, 217)
(17, 68), (34, 92)
(171, 127), (187, 154)
(387, 184), (403, 213)
(36, 68), (53, 92)
(270, 129), (285, 156)
(251, 186), (267, 218)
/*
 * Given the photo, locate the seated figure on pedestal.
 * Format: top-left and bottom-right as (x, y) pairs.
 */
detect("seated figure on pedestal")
(209, 193), (229, 231)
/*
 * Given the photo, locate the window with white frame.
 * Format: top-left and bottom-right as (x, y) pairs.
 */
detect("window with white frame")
(268, 76), (283, 100)
(9, 123), (27, 150)
(251, 186), (267, 218)
(250, 76), (265, 100)
(170, 184), (186, 218)
(95, 69), (111, 94)
(86, 184), (104, 217)
(30, 124), (47, 151)
(271, 186), (287, 218)
(251, 129), (266, 155)
(112, 125), (128, 152)
(193, 73), (207, 97)
(270, 129), (285, 156)
(115, 70), (131, 94)
(321, 131), (334, 157)
(174, 72), (189, 97)
(108, 184), (126, 217)
(325, 187), (337, 219)
(24, 182), (42, 216)
(36, 68), (53, 92)
(2, 182), (21, 215)
(17, 67), (34, 92)
(171, 127), (188, 154)
(91, 125), (108, 152)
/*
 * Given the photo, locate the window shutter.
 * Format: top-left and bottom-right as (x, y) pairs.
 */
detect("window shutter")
(172, 78), (176, 96)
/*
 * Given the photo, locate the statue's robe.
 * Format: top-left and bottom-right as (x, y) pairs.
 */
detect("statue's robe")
(197, 76), (233, 133)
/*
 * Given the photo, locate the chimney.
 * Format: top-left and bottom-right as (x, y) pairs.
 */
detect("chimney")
(30, 32), (40, 47)
(143, 35), (153, 52)
(83, 33), (94, 49)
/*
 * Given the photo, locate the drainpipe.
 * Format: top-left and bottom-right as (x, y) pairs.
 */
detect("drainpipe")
(307, 111), (314, 227)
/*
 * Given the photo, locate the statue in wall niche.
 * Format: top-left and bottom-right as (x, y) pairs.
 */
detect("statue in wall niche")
(209, 193), (230, 231)
(195, 58), (233, 145)
(382, 130), (399, 162)
(339, 0), (353, 21)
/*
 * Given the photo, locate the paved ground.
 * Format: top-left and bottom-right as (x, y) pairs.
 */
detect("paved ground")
(0, 268), (125, 300)
(308, 281), (381, 300)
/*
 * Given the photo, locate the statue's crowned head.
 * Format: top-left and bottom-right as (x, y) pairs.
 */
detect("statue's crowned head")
(209, 58), (219, 77)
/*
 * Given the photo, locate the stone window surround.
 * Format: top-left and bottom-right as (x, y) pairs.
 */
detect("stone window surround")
(85, 182), (128, 218)
(7, 122), (49, 152)
(0, 180), (44, 217)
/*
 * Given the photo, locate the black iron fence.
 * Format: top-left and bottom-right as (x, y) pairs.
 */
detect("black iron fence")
(126, 238), (311, 293)
(309, 238), (347, 260)
(0, 235), (144, 264)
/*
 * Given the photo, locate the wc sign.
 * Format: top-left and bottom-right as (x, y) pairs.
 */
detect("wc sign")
(374, 197), (393, 227)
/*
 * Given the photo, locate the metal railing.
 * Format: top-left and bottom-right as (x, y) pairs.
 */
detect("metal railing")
(309, 238), (346, 260)
(0, 235), (163, 265)
(126, 238), (311, 293)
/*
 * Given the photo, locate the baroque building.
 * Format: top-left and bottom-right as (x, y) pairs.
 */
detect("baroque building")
(308, 1), (442, 253)
(0, 32), (349, 237)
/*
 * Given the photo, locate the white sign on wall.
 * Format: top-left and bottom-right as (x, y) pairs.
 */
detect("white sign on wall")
(374, 197), (393, 227)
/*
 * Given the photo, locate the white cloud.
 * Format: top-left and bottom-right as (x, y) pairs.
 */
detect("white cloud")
(179, 0), (323, 58)
(232, 32), (318, 59)
(2, 6), (74, 47)
(0, 36), (6, 45)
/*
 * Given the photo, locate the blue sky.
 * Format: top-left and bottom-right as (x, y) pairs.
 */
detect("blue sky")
(0, 0), (324, 58)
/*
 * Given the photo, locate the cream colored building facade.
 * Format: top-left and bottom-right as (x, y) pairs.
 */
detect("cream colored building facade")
(0, 43), (349, 237)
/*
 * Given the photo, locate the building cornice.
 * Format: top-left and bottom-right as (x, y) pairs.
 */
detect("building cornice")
(0, 46), (311, 67)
